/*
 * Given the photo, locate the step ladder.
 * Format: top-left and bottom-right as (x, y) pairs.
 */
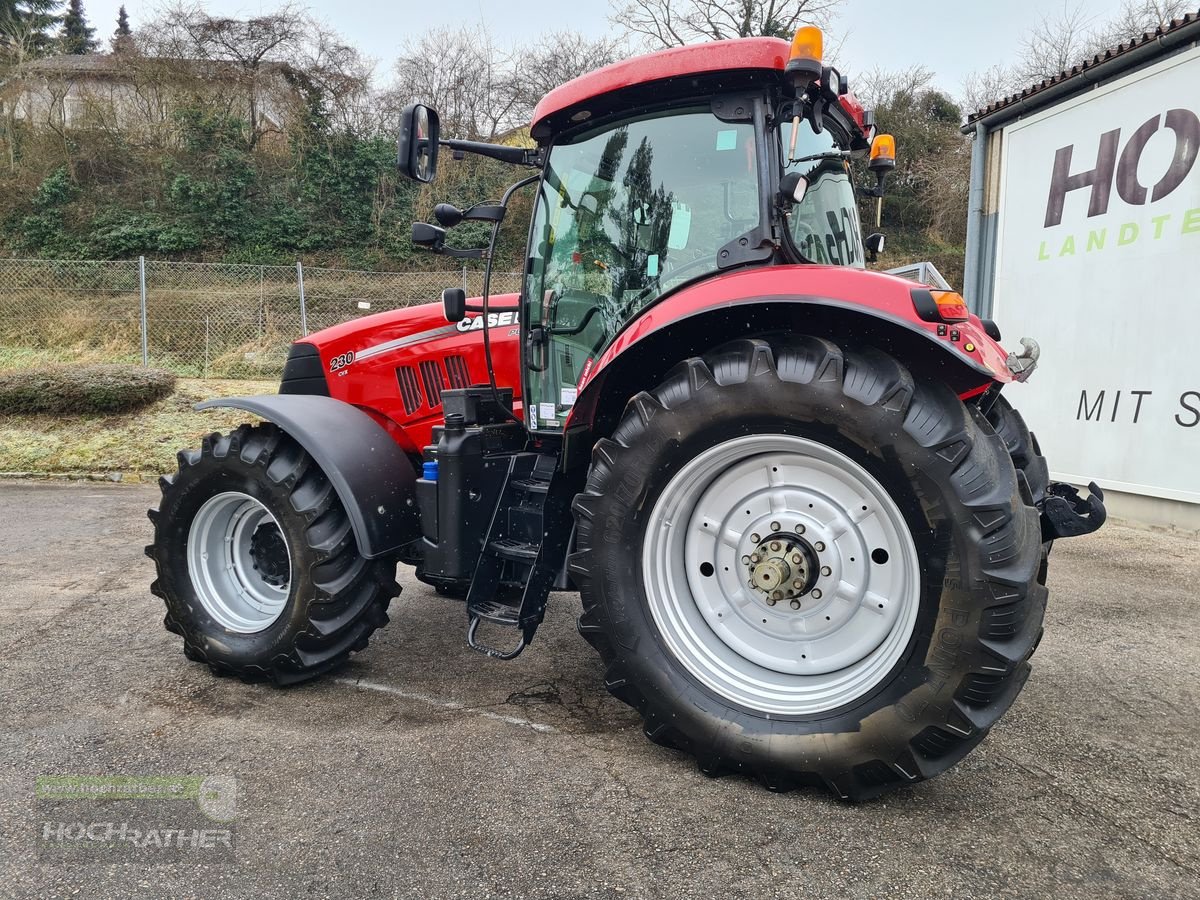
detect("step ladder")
(465, 453), (560, 659)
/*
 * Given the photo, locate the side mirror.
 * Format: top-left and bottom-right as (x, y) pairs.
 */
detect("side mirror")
(398, 103), (440, 183)
(865, 232), (885, 262)
(411, 221), (446, 249)
(442, 287), (466, 322)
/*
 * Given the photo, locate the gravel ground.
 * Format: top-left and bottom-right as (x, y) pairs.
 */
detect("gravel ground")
(0, 482), (1197, 899)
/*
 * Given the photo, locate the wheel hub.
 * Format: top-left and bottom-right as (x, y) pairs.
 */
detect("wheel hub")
(249, 523), (289, 588)
(746, 532), (818, 606)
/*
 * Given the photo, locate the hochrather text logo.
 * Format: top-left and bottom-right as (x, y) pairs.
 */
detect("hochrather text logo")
(35, 774), (238, 863)
(1044, 108), (1199, 227)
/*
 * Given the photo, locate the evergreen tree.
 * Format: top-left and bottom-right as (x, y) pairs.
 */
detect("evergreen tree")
(110, 3), (130, 52)
(16, 0), (62, 53)
(59, 0), (95, 54)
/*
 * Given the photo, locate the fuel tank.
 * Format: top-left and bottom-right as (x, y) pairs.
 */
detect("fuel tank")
(287, 294), (523, 454)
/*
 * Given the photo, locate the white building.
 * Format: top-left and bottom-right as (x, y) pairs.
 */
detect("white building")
(963, 12), (1200, 530)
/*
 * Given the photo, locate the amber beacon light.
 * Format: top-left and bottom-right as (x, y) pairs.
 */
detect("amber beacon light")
(786, 26), (824, 83)
(870, 133), (896, 170)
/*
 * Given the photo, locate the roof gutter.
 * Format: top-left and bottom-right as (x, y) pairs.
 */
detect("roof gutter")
(962, 17), (1200, 134)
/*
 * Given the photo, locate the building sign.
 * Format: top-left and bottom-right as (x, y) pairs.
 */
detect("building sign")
(992, 45), (1200, 504)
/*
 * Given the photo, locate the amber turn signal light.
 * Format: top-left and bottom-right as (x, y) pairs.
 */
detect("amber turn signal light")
(931, 290), (970, 322)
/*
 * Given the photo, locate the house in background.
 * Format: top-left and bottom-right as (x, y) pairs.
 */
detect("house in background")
(1, 52), (303, 144)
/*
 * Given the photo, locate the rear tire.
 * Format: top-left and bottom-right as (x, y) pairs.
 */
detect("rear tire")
(570, 337), (1046, 800)
(988, 394), (1050, 506)
(147, 423), (400, 685)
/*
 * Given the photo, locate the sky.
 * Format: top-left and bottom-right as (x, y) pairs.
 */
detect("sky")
(76, 0), (1128, 100)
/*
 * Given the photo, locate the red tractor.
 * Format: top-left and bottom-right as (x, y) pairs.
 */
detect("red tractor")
(147, 29), (1106, 799)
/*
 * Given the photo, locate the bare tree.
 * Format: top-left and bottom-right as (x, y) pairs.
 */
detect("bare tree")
(960, 63), (1023, 115)
(141, 3), (309, 146)
(1094, 0), (1193, 47)
(509, 31), (626, 123)
(1013, 3), (1099, 84)
(0, 13), (40, 171)
(387, 24), (517, 141)
(138, 4), (375, 144)
(963, 0), (1195, 114)
(612, 0), (842, 49)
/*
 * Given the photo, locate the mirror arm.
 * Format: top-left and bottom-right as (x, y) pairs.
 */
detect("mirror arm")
(441, 139), (541, 167)
(442, 247), (488, 260)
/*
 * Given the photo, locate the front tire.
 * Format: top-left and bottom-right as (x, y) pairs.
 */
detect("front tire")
(147, 423), (400, 684)
(570, 337), (1046, 800)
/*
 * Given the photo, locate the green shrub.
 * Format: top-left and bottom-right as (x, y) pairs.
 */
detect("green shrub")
(0, 365), (177, 415)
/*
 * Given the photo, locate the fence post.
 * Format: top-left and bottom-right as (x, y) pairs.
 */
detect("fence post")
(462, 264), (468, 292)
(296, 260), (308, 336)
(258, 266), (265, 341)
(138, 256), (148, 367)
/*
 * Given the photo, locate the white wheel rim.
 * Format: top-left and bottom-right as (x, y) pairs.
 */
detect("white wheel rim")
(643, 434), (921, 716)
(186, 491), (292, 634)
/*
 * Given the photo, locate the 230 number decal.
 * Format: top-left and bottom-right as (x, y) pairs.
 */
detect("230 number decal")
(329, 351), (355, 372)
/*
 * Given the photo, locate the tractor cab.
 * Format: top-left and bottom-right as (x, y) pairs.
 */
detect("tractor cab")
(399, 30), (895, 434)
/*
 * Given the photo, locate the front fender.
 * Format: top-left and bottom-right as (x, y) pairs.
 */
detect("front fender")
(196, 394), (419, 559)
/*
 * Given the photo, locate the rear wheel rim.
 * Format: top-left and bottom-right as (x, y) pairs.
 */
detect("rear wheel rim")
(186, 491), (292, 634)
(642, 434), (921, 716)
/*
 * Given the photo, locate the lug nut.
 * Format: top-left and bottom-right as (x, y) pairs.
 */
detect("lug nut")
(793, 579), (803, 589)
(751, 533), (761, 544)
(790, 599), (801, 610)
(750, 554), (761, 564)
(771, 590), (783, 601)
(812, 588), (823, 600)
(766, 597), (777, 606)
(771, 521), (781, 531)
(770, 541), (781, 551)
(814, 541), (826, 552)
(741, 555), (751, 565)
(821, 566), (832, 577)
(797, 524), (805, 534)
(791, 553), (802, 564)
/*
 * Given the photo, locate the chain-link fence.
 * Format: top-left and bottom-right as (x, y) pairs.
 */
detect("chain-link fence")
(0, 258), (523, 378)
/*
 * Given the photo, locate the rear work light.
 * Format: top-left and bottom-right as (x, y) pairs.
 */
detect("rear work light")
(911, 288), (970, 323)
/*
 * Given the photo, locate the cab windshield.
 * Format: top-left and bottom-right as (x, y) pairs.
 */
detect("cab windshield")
(523, 108), (759, 431)
(780, 119), (865, 268)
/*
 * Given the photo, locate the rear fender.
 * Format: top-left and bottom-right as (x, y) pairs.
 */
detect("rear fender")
(562, 281), (1009, 466)
(195, 394), (419, 559)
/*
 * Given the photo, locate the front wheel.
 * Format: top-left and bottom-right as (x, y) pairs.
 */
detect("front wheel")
(570, 337), (1046, 800)
(147, 423), (400, 684)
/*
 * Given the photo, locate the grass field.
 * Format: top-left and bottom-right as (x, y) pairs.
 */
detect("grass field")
(0, 378), (275, 477)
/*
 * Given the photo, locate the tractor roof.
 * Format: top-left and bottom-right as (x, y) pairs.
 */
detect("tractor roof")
(530, 36), (867, 142)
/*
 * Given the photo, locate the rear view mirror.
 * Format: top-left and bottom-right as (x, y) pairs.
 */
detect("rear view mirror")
(398, 103), (440, 183)
(442, 288), (466, 322)
(865, 232), (885, 262)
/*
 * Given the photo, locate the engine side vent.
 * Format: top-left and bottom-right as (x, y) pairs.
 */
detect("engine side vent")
(419, 359), (447, 408)
(396, 366), (423, 415)
(444, 355), (471, 389)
